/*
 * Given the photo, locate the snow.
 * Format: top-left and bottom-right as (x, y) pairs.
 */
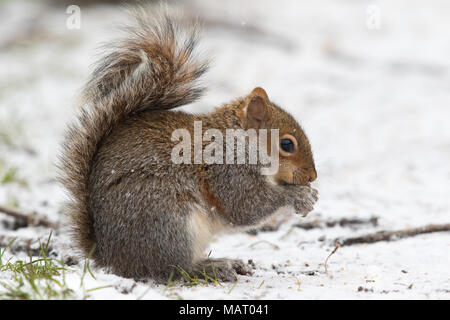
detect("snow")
(0, 0), (449, 299)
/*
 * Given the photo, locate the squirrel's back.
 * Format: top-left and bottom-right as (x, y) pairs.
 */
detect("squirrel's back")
(58, 8), (208, 259)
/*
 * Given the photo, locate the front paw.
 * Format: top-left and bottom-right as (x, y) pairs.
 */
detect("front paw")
(293, 186), (318, 216)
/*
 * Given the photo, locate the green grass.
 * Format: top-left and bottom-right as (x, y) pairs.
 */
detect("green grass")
(4, 195), (20, 209)
(159, 265), (241, 299)
(0, 120), (23, 148)
(0, 232), (74, 299)
(170, 265), (222, 288)
(0, 121), (29, 189)
(159, 266), (223, 300)
(0, 160), (28, 188)
(228, 280), (238, 294)
(0, 232), (105, 300)
(0, 167), (28, 188)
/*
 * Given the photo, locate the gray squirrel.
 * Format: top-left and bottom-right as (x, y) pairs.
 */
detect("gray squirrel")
(59, 8), (318, 282)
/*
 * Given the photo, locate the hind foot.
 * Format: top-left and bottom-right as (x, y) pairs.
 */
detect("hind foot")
(193, 258), (253, 282)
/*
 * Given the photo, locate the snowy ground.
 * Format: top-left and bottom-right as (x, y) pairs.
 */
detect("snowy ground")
(0, 0), (449, 299)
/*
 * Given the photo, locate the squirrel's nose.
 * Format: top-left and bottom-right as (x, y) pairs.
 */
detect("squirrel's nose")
(309, 167), (317, 182)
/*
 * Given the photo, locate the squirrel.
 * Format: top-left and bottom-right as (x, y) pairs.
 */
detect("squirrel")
(58, 8), (318, 282)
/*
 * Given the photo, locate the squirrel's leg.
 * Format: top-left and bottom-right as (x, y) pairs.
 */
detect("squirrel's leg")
(181, 206), (253, 282)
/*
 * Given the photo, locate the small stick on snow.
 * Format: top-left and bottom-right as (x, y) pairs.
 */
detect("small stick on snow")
(337, 223), (450, 246)
(324, 242), (341, 278)
(294, 216), (379, 230)
(0, 205), (57, 229)
(249, 240), (280, 250)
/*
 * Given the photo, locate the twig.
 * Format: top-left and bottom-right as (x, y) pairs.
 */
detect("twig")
(0, 205), (57, 229)
(337, 223), (450, 246)
(324, 242), (340, 278)
(294, 216), (378, 230)
(249, 240), (280, 250)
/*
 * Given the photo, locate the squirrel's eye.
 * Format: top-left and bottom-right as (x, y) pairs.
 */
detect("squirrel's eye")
(280, 138), (295, 153)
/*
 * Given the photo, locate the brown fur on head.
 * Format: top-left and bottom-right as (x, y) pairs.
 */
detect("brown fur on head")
(242, 87), (317, 186)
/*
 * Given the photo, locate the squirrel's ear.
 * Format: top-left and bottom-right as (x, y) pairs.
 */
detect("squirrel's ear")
(246, 87), (268, 129)
(250, 87), (269, 101)
(246, 96), (266, 129)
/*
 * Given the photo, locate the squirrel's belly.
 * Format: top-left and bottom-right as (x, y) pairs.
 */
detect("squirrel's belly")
(187, 204), (230, 262)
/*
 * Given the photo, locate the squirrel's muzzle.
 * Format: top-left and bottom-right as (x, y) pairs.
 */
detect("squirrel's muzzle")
(293, 166), (317, 185)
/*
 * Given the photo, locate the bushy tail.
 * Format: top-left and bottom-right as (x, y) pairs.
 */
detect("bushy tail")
(58, 8), (208, 257)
